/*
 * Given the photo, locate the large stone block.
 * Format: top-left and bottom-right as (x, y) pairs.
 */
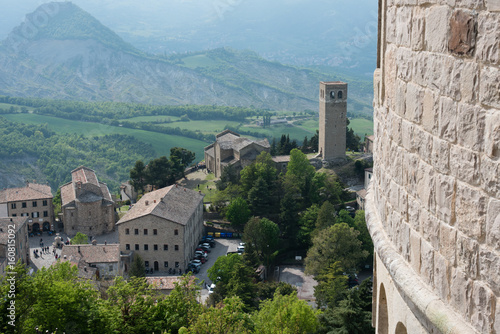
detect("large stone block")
(455, 0), (485, 8)
(471, 281), (496, 333)
(433, 252), (450, 302)
(448, 9), (477, 56)
(411, 6), (426, 51)
(479, 65), (500, 109)
(479, 248), (500, 293)
(396, 6), (413, 47)
(435, 173), (455, 224)
(425, 6), (451, 53)
(485, 0), (500, 11)
(477, 12), (500, 64)
(440, 222), (457, 266)
(386, 6), (398, 44)
(401, 119), (415, 152)
(412, 51), (429, 87)
(481, 156), (500, 197)
(486, 199), (500, 252)
(457, 233), (480, 278)
(450, 145), (480, 186)
(414, 127), (433, 165)
(460, 60), (480, 103)
(410, 228), (422, 273)
(420, 238), (435, 286)
(408, 194), (421, 231)
(420, 208), (440, 249)
(395, 79), (407, 118)
(421, 88), (438, 135)
(405, 82), (424, 123)
(484, 110), (500, 159)
(416, 161), (436, 214)
(438, 96), (457, 143)
(431, 135), (450, 175)
(455, 183), (487, 242)
(450, 267), (473, 321)
(457, 103), (485, 152)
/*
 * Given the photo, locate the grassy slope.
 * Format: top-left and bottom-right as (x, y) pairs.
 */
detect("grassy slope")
(161, 120), (242, 134)
(2, 114), (207, 160)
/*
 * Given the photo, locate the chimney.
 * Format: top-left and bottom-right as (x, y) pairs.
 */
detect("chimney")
(154, 200), (156, 203)
(145, 200), (149, 206)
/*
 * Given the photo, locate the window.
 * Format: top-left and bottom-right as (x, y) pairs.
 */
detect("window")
(338, 90), (343, 99)
(11, 203), (16, 209)
(154, 244), (158, 251)
(153, 229), (157, 235)
(175, 262), (179, 267)
(22, 202), (27, 208)
(125, 228), (130, 235)
(174, 229), (178, 236)
(330, 91), (335, 99)
(126, 244), (130, 250)
(109, 265), (113, 271)
(12, 214), (16, 217)
(145, 261), (149, 267)
(32, 201), (37, 207)
(164, 261), (168, 267)
(144, 229), (148, 235)
(43, 200), (48, 206)
(43, 211), (48, 217)
(163, 244), (168, 251)
(32, 212), (39, 218)
(135, 244), (139, 251)
(144, 244), (148, 251)
(174, 245), (179, 251)
(134, 229), (139, 235)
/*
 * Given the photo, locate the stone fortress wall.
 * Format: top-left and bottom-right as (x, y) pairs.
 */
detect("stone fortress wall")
(368, 0), (500, 333)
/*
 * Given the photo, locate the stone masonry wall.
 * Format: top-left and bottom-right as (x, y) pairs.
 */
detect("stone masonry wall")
(370, 0), (500, 333)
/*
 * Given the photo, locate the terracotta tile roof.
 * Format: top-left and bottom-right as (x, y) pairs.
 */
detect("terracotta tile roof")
(71, 166), (99, 187)
(0, 217), (28, 244)
(117, 185), (204, 226)
(60, 244), (120, 263)
(60, 182), (75, 207)
(60, 166), (113, 207)
(0, 183), (52, 203)
(272, 155), (291, 163)
(356, 189), (367, 199)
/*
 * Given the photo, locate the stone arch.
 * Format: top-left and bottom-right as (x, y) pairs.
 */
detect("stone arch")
(378, 283), (388, 334)
(338, 90), (343, 99)
(395, 322), (407, 334)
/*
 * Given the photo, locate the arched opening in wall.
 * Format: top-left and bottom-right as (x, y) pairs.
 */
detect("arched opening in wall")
(395, 322), (407, 334)
(378, 283), (388, 334)
(338, 90), (343, 99)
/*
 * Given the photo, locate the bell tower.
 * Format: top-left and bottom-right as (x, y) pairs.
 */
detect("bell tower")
(318, 81), (347, 161)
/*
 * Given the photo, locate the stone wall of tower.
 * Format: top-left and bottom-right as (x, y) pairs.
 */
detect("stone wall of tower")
(319, 82), (347, 160)
(368, 1), (500, 333)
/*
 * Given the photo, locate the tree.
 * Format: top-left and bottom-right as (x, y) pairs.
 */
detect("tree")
(129, 253), (145, 278)
(170, 147), (195, 179)
(70, 231), (89, 245)
(225, 197), (251, 231)
(53, 188), (62, 216)
(216, 164), (240, 191)
(297, 204), (320, 248)
(305, 223), (368, 277)
(285, 149), (315, 204)
(145, 156), (174, 189)
(353, 210), (374, 263)
(346, 119), (362, 152)
(314, 262), (348, 308)
(243, 217), (280, 268)
(130, 160), (147, 193)
(315, 201), (337, 231)
(253, 291), (320, 334)
(310, 172), (344, 204)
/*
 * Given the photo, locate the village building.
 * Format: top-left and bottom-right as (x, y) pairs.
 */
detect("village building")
(0, 217), (29, 276)
(204, 130), (270, 178)
(60, 166), (115, 236)
(59, 243), (122, 279)
(0, 182), (54, 234)
(117, 184), (204, 274)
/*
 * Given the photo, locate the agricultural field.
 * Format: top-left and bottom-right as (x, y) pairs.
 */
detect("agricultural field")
(1, 114), (207, 159)
(160, 119), (242, 135)
(125, 115), (182, 122)
(0, 102), (34, 111)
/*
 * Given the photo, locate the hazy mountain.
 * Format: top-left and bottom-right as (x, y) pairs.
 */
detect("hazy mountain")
(0, 2), (373, 113)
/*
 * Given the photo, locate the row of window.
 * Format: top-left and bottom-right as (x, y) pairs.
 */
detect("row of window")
(125, 228), (178, 236)
(125, 244), (179, 251)
(12, 211), (49, 218)
(144, 261), (179, 268)
(11, 200), (49, 209)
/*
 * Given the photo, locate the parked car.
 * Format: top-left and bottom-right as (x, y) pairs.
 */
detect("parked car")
(191, 259), (203, 267)
(237, 245), (245, 253)
(208, 283), (216, 294)
(195, 250), (208, 258)
(198, 244), (211, 253)
(187, 264), (200, 274)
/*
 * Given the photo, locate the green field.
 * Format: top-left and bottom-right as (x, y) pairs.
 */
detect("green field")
(182, 55), (219, 69)
(294, 118), (373, 140)
(162, 120), (242, 134)
(0, 103), (34, 111)
(2, 114), (207, 160)
(125, 115), (181, 122)
(240, 124), (314, 143)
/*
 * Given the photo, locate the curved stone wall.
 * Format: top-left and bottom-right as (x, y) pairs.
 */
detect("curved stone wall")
(369, 1), (500, 333)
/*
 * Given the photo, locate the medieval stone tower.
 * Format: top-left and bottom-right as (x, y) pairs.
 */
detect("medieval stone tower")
(318, 81), (347, 161)
(367, 1), (500, 333)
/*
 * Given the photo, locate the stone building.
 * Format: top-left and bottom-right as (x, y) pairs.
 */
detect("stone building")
(59, 244), (122, 279)
(116, 184), (204, 273)
(60, 166), (115, 236)
(0, 182), (54, 233)
(0, 217), (29, 276)
(204, 130), (270, 178)
(368, 1), (500, 333)
(318, 81), (347, 162)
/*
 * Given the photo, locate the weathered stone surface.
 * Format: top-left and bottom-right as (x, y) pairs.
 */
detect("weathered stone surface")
(416, 161), (436, 214)
(386, 6), (398, 44)
(450, 267), (473, 321)
(481, 156), (500, 197)
(405, 82), (424, 123)
(477, 12), (500, 64)
(401, 119), (414, 152)
(486, 199), (500, 252)
(450, 145), (480, 186)
(413, 127), (433, 165)
(479, 65), (500, 109)
(438, 96), (457, 143)
(457, 103), (485, 152)
(484, 110), (500, 159)
(420, 208), (440, 249)
(420, 239), (435, 285)
(422, 88), (438, 135)
(471, 281), (496, 333)
(425, 6), (451, 52)
(449, 10), (477, 56)
(408, 194), (421, 231)
(396, 6), (413, 47)
(455, 183), (487, 242)
(479, 248), (500, 292)
(435, 174), (455, 224)
(410, 228), (422, 273)
(396, 48), (413, 81)
(440, 222), (457, 266)
(485, 0), (500, 11)
(457, 233), (479, 278)
(460, 60), (479, 103)
(395, 79), (407, 118)
(434, 252), (450, 301)
(455, 0), (485, 9)
(411, 6), (426, 51)
(431, 136), (450, 174)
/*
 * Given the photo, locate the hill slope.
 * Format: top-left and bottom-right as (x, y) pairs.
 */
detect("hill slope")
(0, 2), (372, 113)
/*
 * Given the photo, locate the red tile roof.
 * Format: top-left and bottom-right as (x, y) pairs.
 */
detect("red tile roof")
(0, 183), (52, 203)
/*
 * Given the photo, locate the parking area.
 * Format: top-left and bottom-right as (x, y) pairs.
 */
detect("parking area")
(278, 265), (317, 304)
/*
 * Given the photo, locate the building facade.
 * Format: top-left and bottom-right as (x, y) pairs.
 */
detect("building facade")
(0, 182), (54, 233)
(368, 1), (500, 333)
(60, 166), (115, 236)
(117, 185), (204, 274)
(60, 244), (122, 279)
(204, 130), (270, 178)
(318, 81), (347, 161)
(0, 217), (29, 276)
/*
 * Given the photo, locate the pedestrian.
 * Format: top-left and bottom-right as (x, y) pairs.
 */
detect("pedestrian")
(105, 240), (107, 245)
